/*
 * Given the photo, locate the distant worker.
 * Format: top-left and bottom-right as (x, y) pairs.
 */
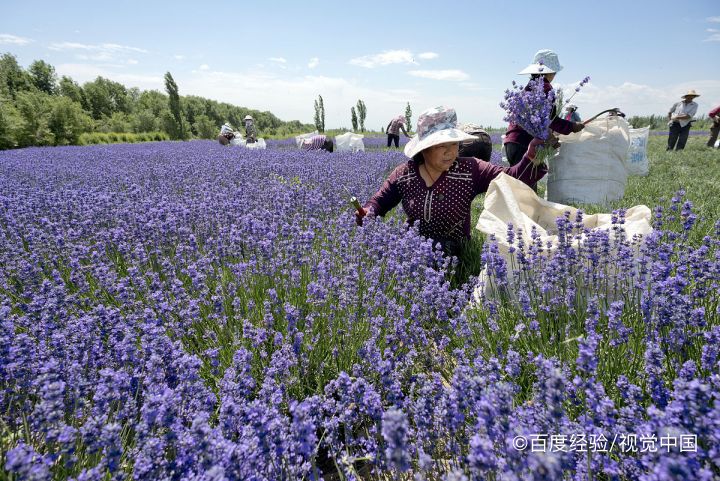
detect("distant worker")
(386, 115), (411, 148)
(218, 122), (236, 146)
(707, 104), (720, 148)
(301, 134), (334, 152)
(667, 90), (699, 151)
(564, 104), (582, 122)
(244, 115), (258, 144)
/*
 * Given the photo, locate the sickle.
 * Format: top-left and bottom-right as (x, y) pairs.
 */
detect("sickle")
(582, 108), (622, 125)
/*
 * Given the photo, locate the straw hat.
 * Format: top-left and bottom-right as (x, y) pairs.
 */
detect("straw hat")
(404, 106), (477, 159)
(681, 90), (700, 99)
(244, 115), (254, 121)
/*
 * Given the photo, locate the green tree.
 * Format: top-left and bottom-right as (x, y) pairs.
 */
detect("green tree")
(0, 53), (33, 99)
(183, 95), (207, 136)
(132, 109), (158, 133)
(15, 90), (54, 147)
(48, 97), (92, 145)
(83, 77), (130, 119)
(351, 106), (358, 131)
(314, 95), (325, 132)
(164, 71), (187, 140)
(127, 87), (141, 112)
(137, 90), (168, 117)
(28, 60), (58, 95)
(356, 99), (366, 132)
(108, 112), (132, 133)
(0, 98), (20, 149)
(58, 76), (87, 109)
(193, 114), (217, 139)
(405, 102), (412, 132)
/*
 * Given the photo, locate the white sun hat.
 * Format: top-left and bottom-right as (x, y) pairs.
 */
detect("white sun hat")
(403, 106), (478, 159)
(244, 115), (254, 121)
(518, 49), (563, 75)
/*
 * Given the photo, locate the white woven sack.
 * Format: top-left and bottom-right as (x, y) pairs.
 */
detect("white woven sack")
(335, 132), (365, 152)
(230, 138), (267, 149)
(546, 116), (630, 206)
(472, 173), (652, 304)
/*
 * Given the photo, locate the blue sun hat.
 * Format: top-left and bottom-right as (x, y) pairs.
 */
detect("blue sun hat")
(404, 106), (478, 158)
(518, 49), (563, 75)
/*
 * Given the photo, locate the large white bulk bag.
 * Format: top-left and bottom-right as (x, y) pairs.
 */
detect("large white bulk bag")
(230, 137), (267, 149)
(626, 126), (650, 176)
(472, 173), (653, 303)
(335, 132), (365, 152)
(546, 116), (630, 206)
(295, 131), (319, 148)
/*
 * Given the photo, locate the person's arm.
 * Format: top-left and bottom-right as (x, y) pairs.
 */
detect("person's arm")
(709, 106), (720, 118)
(550, 116), (581, 135)
(386, 121), (392, 132)
(400, 125), (410, 137)
(363, 165), (404, 218)
(470, 147), (547, 195)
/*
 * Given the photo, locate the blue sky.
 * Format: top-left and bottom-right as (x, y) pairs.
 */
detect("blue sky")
(2, 0), (719, 129)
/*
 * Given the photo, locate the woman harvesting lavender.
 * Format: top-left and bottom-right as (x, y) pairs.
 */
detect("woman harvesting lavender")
(358, 106), (546, 256)
(502, 49), (585, 167)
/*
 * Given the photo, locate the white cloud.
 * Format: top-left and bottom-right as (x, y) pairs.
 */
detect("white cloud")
(308, 57), (319, 69)
(706, 16), (720, 23)
(48, 42), (148, 62)
(127, 59), (138, 65)
(417, 52), (439, 60)
(349, 49), (417, 68)
(0, 33), (33, 45)
(199, 64), (210, 71)
(553, 79), (720, 120)
(174, 54), (185, 60)
(269, 57), (287, 63)
(408, 69), (470, 81)
(704, 29), (720, 42)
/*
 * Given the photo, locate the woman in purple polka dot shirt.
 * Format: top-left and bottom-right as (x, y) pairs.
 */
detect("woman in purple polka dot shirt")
(360, 106), (546, 256)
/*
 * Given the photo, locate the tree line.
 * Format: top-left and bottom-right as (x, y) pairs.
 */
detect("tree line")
(0, 53), (313, 149)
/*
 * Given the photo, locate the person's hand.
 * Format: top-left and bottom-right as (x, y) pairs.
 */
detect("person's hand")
(355, 206), (371, 226)
(571, 122), (585, 133)
(526, 137), (545, 161)
(548, 133), (560, 149)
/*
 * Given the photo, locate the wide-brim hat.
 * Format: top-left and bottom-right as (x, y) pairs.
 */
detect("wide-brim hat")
(681, 90), (700, 99)
(403, 106), (477, 159)
(518, 49), (563, 75)
(244, 115), (254, 121)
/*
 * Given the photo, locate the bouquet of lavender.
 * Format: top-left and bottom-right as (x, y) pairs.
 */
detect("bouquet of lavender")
(500, 77), (555, 141)
(500, 75), (591, 165)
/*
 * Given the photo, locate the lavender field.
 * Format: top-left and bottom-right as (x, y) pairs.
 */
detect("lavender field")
(1, 140), (719, 480)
